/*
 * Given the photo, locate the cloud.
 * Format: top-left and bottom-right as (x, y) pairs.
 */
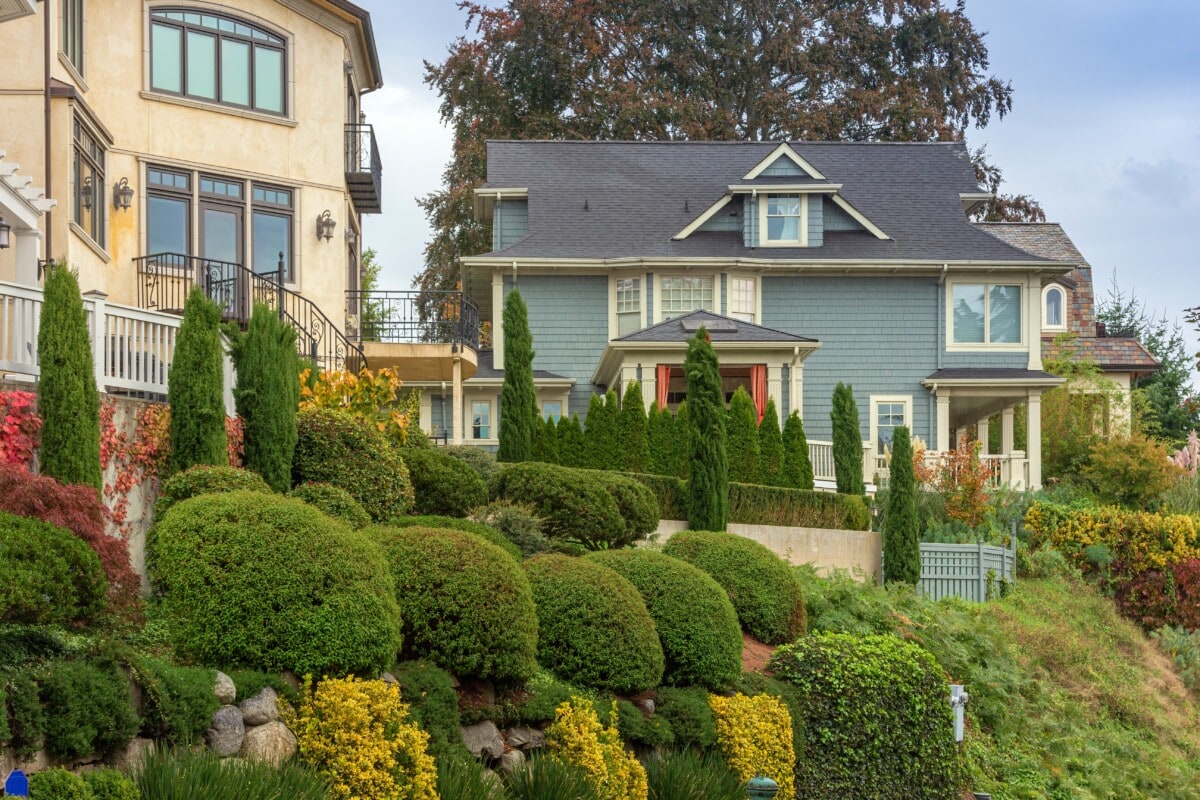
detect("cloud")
(1120, 158), (1194, 203)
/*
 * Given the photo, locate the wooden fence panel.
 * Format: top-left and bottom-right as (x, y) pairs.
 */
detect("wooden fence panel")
(917, 542), (1016, 603)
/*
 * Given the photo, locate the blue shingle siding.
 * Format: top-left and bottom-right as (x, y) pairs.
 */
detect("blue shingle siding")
(697, 201), (742, 232)
(493, 200), (529, 250)
(743, 196), (758, 247)
(808, 195), (824, 247)
(505, 274), (608, 420)
(760, 157), (805, 176)
(823, 199), (866, 232)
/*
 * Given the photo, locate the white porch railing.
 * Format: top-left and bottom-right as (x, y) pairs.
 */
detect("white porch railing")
(872, 449), (1030, 491)
(808, 439), (875, 486)
(0, 280), (235, 414)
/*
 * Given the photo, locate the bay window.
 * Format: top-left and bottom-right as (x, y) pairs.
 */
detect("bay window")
(951, 282), (1022, 345)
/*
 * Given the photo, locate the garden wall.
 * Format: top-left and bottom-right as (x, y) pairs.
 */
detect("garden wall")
(655, 520), (881, 580)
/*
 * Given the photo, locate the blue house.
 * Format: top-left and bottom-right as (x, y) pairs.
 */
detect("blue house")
(410, 140), (1080, 490)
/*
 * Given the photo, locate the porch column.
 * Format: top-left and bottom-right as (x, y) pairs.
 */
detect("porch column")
(956, 426), (969, 447)
(1026, 392), (1042, 490)
(451, 358), (464, 445)
(419, 391), (433, 436)
(620, 364), (638, 398)
(1027, 276), (1043, 371)
(790, 361), (804, 420)
(1000, 407), (1015, 455)
(14, 229), (40, 286)
(976, 419), (989, 454)
(492, 272), (504, 370)
(642, 366), (657, 412)
(767, 364), (783, 424)
(936, 393), (951, 452)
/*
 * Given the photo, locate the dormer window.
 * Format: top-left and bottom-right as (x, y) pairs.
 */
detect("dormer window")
(764, 194), (804, 245)
(1043, 285), (1066, 330)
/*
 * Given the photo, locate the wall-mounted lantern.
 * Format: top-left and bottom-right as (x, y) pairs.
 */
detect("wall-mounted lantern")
(316, 209), (336, 242)
(112, 177), (134, 211)
(0, 217), (11, 249)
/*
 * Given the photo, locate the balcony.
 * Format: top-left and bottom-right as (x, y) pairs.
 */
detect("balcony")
(345, 290), (479, 381)
(345, 123), (382, 214)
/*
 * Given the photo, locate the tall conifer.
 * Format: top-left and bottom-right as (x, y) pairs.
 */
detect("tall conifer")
(672, 400), (691, 479)
(831, 382), (865, 495)
(647, 402), (676, 476)
(782, 411), (815, 490)
(498, 290), (536, 462)
(558, 412), (586, 467)
(168, 288), (227, 475)
(884, 425), (921, 584)
(726, 386), (760, 483)
(685, 327), (728, 531)
(619, 381), (650, 473)
(758, 398), (785, 486)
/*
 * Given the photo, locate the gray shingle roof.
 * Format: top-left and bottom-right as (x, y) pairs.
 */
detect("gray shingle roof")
(614, 310), (818, 344)
(480, 140), (1045, 263)
(469, 349), (569, 381)
(973, 223), (1090, 266)
(925, 368), (1060, 382)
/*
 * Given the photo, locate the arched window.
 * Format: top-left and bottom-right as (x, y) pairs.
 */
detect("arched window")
(1043, 285), (1065, 329)
(149, 9), (286, 114)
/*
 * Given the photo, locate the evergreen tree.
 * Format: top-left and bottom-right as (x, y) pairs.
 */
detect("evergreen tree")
(228, 304), (299, 492)
(619, 381), (650, 473)
(685, 327), (728, 531)
(584, 390), (620, 470)
(884, 425), (921, 585)
(782, 411), (815, 490)
(726, 386), (761, 484)
(831, 382), (864, 495)
(647, 402), (676, 476)
(533, 412), (561, 464)
(168, 287), (227, 475)
(37, 264), (101, 490)
(558, 412), (586, 467)
(498, 290), (536, 462)
(672, 400), (691, 479)
(758, 398), (785, 487)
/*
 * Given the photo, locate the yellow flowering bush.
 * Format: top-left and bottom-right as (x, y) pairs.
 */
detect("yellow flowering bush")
(285, 676), (438, 800)
(1026, 501), (1200, 573)
(299, 367), (421, 443)
(545, 697), (648, 800)
(708, 693), (795, 799)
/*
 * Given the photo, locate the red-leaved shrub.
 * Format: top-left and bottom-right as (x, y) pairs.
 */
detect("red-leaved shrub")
(0, 465), (139, 616)
(1115, 557), (1200, 632)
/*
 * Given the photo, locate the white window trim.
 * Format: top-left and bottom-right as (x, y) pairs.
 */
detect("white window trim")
(758, 193), (808, 247)
(1042, 284), (1067, 331)
(609, 272), (647, 340)
(726, 272), (760, 323)
(468, 397), (495, 443)
(945, 280), (1027, 352)
(869, 395), (913, 457)
(655, 272), (720, 323)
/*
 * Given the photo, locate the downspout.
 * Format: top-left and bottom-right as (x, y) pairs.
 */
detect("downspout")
(934, 263), (948, 443)
(43, 0), (52, 264)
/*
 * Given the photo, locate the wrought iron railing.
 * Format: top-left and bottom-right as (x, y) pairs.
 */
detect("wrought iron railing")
(345, 123), (382, 213)
(134, 252), (364, 372)
(345, 290), (480, 350)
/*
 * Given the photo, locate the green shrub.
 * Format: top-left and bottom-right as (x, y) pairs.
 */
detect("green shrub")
(0, 624), (68, 669)
(770, 633), (960, 799)
(0, 682), (8, 747)
(1083, 435), (1182, 509)
(370, 526), (538, 681)
(492, 462), (624, 548)
(402, 448), (489, 516)
(148, 491), (401, 676)
(532, 414), (560, 464)
(39, 656), (139, 759)
(226, 669), (299, 707)
(469, 500), (551, 556)
(4, 668), (44, 755)
(523, 554), (664, 693)
(645, 749), (745, 800)
(585, 550), (741, 689)
(82, 768), (139, 800)
(663, 531), (805, 644)
(619, 382), (651, 473)
(758, 399), (785, 487)
(614, 698), (674, 748)
(389, 515), (522, 561)
(0, 512), (107, 627)
(125, 655), (219, 745)
(726, 387), (761, 484)
(442, 446), (501, 483)
(289, 482), (372, 528)
(557, 413), (587, 468)
(655, 687), (716, 749)
(293, 407), (414, 522)
(392, 660), (468, 760)
(590, 469), (660, 545)
(29, 768), (92, 800)
(135, 748), (328, 800)
(647, 402), (676, 477)
(493, 667), (585, 726)
(728, 482), (870, 531)
(628, 473), (688, 520)
(167, 288), (227, 475)
(155, 465), (271, 518)
(584, 391), (620, 470)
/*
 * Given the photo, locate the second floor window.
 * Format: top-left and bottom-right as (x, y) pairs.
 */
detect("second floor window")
(150, 9), (286, 115)
(62, 0), (84, 74)
(765, 194), (802, 244)
(1044, 285), (1065, 329)
(72, 117), (105, 247)
(728, 277), (756, 322)
(661, 276), (714, 319)
(616, 277), (641, 337)
(952, 283), (1022, 345)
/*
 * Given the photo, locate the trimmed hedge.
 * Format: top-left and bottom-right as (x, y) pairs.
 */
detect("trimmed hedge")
(148, 491), (401, 676)
(492, 463), (624, 548)
(155, 465), (272, 517)
(125, 655), (219, 746)
(369, 526), (538, 681)
(1, 512), (107, 627)
(402, 448), (489, 517)
(289, 482), (372, 529)
(662, 531), (806, 644)
(523, 554), (664, 692)
(389, 515), (522, 561)
(770, 633), (960, 799)
(585, 550), (741, 689)
(293, 407), (414, 522)
(628, 472), (688, 520)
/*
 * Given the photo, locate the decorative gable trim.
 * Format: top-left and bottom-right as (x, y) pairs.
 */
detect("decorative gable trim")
(742, 143), (826, 180)
(828, 194), (890, 240)
(672, 194), (732, 240)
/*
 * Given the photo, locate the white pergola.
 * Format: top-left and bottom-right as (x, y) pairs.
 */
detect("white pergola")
(0, 148), (55, 284)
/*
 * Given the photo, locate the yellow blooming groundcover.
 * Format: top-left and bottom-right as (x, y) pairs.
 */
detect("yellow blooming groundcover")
(1026, 502), (1200, 573)
(708, 693), (795, 799)
(546, 697), (648, 800)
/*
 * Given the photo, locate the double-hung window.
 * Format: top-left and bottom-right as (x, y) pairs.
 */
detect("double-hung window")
(660, 276), (714, 319)
(951, 283), (1022, 345)
(616, 278), (641, 337)
(62, 0), (84, 75)
(251, 185), (293, 281)
(471, 401), (492, 440)
(543, 401), (562, 422)
(150, 9), (286, 115)
(765, 194), (803, 244)
(72, 117), (105, 247)
(871, 396), (912, 457)
(728, 276), (756, 322)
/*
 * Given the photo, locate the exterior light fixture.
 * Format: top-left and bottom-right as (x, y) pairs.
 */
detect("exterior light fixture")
(81, 175), (93, 210)
(316, 209), (336, 242)
(346, 227), (358, 247)
(112, 177), (134, 211)
(0, 217), (10, 249)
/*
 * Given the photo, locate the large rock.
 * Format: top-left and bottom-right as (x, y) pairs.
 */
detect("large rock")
(207, 705), (246, 757)
(461, 721), (505, 760)
(506, 726), (546, 751)
(239, 687), (280, 726)
(113, 738), (156, 771)
(498, 749), (526, 774)
(213, 671), (237, 705)
(239, 721), (297, 765)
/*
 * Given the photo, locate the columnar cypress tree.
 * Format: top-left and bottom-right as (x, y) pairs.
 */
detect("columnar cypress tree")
(831, 382), (865, 495)
(726, 386), (761, 484)
(884, 425), (921, 585)
(541, 414), (560, 464)
(168, 287), (227, 475)
(619, 381), (650, 473)
(583, 393), (608, 469)
(672, 399), (691, 479)
(37, 264), (101, 490)
(782, 411), (815, 490)
(228, 304), (299, 492)
(758, 398), (785, 487)
(647, 402), (675, 476)
(498, 290), (536, 462)
(685, 327), (728, 531)
(558, 412), (586, 467)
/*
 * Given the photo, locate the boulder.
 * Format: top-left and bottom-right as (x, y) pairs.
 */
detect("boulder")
(239, 687), (280, 726)
(280, 671), (301, 692)
(636, 698), (656, 715)
(380, 672), (399, 687)
(213, 671), (237, 705)
(239, 721), (297, 765)
(505, 726), (546, 751)
(17, 750), (49, 772)
(207, 705), (245, 757)
(498, 749), (526, 774)
(114, 737), (156, 770)
(461, 721), (506, 760)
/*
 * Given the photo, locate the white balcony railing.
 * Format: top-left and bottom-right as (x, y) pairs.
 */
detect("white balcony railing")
(807, 439), (875, 486)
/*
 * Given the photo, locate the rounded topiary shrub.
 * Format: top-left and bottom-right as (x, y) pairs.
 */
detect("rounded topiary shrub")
(469, 500), (551, 557)
(155, 464), (272, 517)
(401, 448), (488, 517)
(293, 408), (414, 522)
(492, 462), (624, 548)
(369, 526), (538, 681)
(147, 491), (401, 676)
(663, 531), (805, 645)
(589, 469), (661, 545)
(585, 549), (741, 689)
(522, 554), (664, 692)
(290, 482), (372, 529)
(29, 768), (91, 800)
(390, 515), (521, 561)
(443, 445), (500, 484)
(0, 511), (107, 627)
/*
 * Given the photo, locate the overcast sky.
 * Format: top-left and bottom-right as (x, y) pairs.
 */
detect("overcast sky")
(359, 0), (1200, 367)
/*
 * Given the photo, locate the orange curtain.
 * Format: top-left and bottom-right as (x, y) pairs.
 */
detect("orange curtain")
(656, 364), (671, 409)
(750, 365), (767, 423)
